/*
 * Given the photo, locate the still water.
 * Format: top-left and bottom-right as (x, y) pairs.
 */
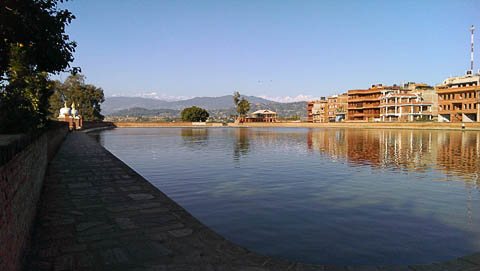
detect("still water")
(92, 127), (480, 266)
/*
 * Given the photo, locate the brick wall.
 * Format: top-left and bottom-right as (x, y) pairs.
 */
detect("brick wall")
(0, 123), (68, 271)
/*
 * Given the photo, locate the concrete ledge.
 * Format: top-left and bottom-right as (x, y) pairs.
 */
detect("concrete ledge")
(25, 132), (480, 270)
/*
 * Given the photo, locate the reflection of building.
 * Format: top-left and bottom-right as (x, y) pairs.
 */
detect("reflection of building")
(306, 128), (480, 182)
(306, 98), (327, 122)
(379, 88), (433, 122)
(243, 110), (277, 123)
(435, 131), (480, 178)
(436, 73), (480, 122)
(58, 102), (82, 130)
(347, 85), (385, 121)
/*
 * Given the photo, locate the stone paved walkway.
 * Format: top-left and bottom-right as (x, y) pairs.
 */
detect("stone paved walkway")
(27, 132), (480, 271)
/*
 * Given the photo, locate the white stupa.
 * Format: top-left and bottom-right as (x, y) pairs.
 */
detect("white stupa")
(58, 101), (83, 130)
(58, 102), (71, 118)
(71, 102), (78, 117)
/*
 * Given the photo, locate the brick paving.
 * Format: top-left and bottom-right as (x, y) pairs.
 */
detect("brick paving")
(26, 132), (480, 271)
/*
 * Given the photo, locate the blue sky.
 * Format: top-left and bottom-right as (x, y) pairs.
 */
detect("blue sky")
(59, 0), (480, 102)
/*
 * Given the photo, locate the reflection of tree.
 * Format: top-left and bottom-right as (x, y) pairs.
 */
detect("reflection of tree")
(234, 128), (250, 160)
(181, 128), (209, 148)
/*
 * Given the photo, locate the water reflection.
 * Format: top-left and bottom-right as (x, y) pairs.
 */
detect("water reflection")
(95, 127), (480, 266)
(307, 129), (480, 184)
(234, 128), (250, 160)
(181, 128), (209, 148)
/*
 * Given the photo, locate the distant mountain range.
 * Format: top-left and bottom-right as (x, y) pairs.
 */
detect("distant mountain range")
(102, 95), (277, 115)
(103, 95), (308, 119)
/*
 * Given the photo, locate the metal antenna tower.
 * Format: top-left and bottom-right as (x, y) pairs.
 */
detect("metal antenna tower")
(471, 25), (475, 73)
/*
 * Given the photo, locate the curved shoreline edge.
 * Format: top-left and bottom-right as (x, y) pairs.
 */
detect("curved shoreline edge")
(26, 131), (480, 271)
(110, 121), (480, 132)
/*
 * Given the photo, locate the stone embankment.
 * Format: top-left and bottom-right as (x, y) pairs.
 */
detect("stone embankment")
(112, 122), (226, 128)
(228, 122), (480, 131)
(0, 122), (68, 271)
(22, 130), (480, 270)
(110, 121), (480, 131)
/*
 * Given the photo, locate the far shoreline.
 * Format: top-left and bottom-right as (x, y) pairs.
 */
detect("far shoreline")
(100, 121), (480, 131)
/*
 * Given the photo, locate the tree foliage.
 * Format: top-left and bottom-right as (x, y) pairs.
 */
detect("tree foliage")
(233, 91), (240, 107)
(285, 114), (300, 120)
(237, 99), (250, 116)
(49, 74), (105, 121)
(233, 91), (250, 116)
(0, 0), (77, 78)
(0, 0), (77, 133)
(0, 46), (54, 132)
(181, 106), (209, 122)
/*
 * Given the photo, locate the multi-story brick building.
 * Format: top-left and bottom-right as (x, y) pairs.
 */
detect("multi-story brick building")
(379, 88), (433, 122)
(326, 95), (337, 122)
(306, 101), (314, 122)
(404, 83), (438, 119)
(306, 98), (327, 122)
(326, 94), (348, 122)
(437, 73), (480, 122)
(347, 84), (386, 121)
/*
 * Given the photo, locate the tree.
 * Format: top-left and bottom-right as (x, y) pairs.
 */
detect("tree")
(233, 91), (240, 107)
(0, 0), (77, 78)
(0, 0), (77, 133)
(232, 91), (250, 117)
(181, 106), (209, 122)
(49, 74), (105, 121)
(0, 45), (54, 132)
(237, 99), (250, 116)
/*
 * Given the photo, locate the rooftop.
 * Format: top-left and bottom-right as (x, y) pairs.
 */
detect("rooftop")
(251, 109), (277, 115)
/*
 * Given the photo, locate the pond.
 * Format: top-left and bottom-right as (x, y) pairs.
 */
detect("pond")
(91, 127), (480, 266)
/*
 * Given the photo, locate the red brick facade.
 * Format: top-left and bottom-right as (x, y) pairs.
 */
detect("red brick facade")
(0, 123), (68, 271)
